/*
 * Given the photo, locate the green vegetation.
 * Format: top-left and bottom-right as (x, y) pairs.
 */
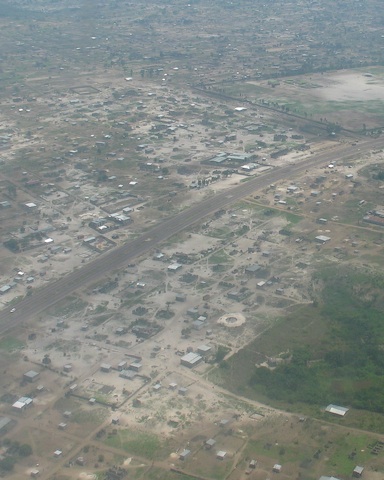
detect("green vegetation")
(49, 296), (88, 317)
(0, 336), (24, 352)
(215, 266), (384, 415)
(208, 249), (233, 264)
(72, 408), (108, 425)
(104, 430), (162, 460)
(251, 267), (384, 410)
(0, 441), (33, 472)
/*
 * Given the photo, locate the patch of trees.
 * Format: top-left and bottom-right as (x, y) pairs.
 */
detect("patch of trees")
(373, 170), (384, 181)
(0, 440), (33, 472)
(249, 268), (384, 413)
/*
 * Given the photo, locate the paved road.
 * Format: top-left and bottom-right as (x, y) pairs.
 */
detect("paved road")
(0, 138), (382, 334)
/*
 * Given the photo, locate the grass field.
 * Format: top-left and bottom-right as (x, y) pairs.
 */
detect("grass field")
(0, 336), (24, 352)
(104, 429), (163, 460)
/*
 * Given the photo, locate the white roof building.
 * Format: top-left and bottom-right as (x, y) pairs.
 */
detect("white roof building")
(181, 352), (203, 368)
(168, 263), (182, 271)
(325, 404), (349, 416)
(315, 235), (331, 243)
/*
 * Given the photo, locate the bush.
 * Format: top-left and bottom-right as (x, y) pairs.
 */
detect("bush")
(19, 444), (32, 457)
(0, 457), (16, 471)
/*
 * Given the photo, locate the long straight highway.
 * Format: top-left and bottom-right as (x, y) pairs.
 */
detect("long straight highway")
(0, 137), (382, 335)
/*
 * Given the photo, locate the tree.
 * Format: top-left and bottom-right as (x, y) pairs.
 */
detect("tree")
(18, 444), (32, 457)
(4, 238), (20, 252)
(0, 457), (16, 471)
(42, 354), (51, 365)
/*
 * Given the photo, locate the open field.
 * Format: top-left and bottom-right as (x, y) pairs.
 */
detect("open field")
(221, 67), (384, 131)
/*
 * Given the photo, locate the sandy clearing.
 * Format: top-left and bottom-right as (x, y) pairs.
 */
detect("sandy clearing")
(314, 72), (384, 102)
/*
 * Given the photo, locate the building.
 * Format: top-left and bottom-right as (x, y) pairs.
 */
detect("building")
(273, 464), (282, 473)
(168, 263), (182, 272)
(179, 449), (191, 460)
(13, 397), (33, 412)
(129, 361), (142, 372)
(0, 285), (11, 295)
(325, 404), (349, 417)
(25, 202), (37, 210)
(178, 387), (188, 396)
(315, 235), (331, 244)
(205, 438), (216, 449)
(197, 344), (211, 356)
(24, 370), (40, 382)
(353, 466), (364, 477)
(120, 370), (136, 380)
(180, 352), (203, 368)
(117, 361), (127, 371)
(319, 477), (341, 480)
(245, 264), (261, 275)
(0, 417), (15, 436)
(217, 451), (227, 460)
(192, 320), (205, 330)
(100, 363), (111, 373)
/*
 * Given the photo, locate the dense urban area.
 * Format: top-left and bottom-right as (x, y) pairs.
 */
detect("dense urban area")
(0, 1), (384, 479)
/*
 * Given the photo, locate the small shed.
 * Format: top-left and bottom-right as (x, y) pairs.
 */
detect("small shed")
(178, 387), (188, 396)
(273, 464), (282, 473)
(353, 466), (364, 477)
(100, 363), (111, 373)
(197, 344), (211, 356)
(0, 417), (14, 435)
(217, 450), (227, 460)
(129, 361), (142, 372)
(24, 370), (40, 382)
(169, 382), (178, 390)
(179, 449), (191, 460)
(205, 438), (216, 449)
(168, 263), (182, 272)
(315, 235), (331, 244)
(53, 450), (62, 457)
(30, 469), (40, 477)
(58, 422), (67, 430)
(325, 404), (349, 417)
(118, 360), (127, 371)
(245, 264), (261, 275)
